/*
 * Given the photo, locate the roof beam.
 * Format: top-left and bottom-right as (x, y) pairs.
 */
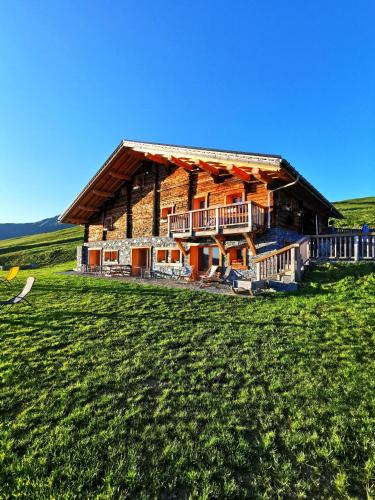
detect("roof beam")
(145, 153), (170, 167)
(198, 160), (221, 176)
(68, 218), (85, 224)
(78, 205), (99, 212)
(251, 168), (272, 184)
(109, 171), (131, 180)
(92, 189), (114, 198)
(169, 156), (195, 171)
(231, 165), (252, 182)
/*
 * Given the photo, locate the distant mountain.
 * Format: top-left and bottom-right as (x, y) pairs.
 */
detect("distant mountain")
(0, 216), (74, 240)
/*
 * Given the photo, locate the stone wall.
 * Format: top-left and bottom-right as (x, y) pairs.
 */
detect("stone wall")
(79, 226), (303, 280)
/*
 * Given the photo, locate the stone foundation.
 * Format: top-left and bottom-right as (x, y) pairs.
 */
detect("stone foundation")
(78, 226), (303, 279)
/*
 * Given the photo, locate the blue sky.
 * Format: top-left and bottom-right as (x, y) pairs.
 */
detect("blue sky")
(0, 0), (374, 222)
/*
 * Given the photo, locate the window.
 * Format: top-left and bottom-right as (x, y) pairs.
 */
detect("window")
(161, 206), (174, 220)
(228, 247), (247, 268)
(103, 250), (119, 263)
(226, 192), (244, 205)
(193, 195), (207, 210)
(156, 248), (181, 264)
(104, 217), (113, 230)
(170, 249), (181, 263)
(133, 173), (145, 190)
(156, 249), (168, 263)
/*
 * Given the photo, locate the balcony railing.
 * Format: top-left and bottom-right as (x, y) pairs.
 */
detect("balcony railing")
(168, 201), (265, 236)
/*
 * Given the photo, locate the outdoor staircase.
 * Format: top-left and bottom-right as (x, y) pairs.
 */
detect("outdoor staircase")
(249, 232), (375, 291)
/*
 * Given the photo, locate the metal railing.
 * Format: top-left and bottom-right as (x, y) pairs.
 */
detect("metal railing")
(168, 201), (265, 236)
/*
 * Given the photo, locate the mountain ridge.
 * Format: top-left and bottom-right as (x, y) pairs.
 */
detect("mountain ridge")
(0, 216), (73, 240)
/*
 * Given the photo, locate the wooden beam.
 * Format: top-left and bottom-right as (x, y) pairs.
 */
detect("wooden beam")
(251, 168), (272, 184)
(109, 171), (131, 180)
(169, 156), (195, 171)
(212, 236), (227, 256)
(78, 205), (99, 212)
(92, 189), (114, 198)
(68, 218), (85, 224)
(129, 149), (147, 160)
(175, 238), (188, 256)
(145, 153), (170, 167)
(231, 165), (252, 182)
(243, 232), (257, 255)
(198, 160), (221, 176)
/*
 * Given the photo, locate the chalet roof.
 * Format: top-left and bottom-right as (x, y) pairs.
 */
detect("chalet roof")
(59, 139), (342, 224)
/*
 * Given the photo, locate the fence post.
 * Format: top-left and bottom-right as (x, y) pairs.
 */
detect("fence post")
(189, 212), (193, 236)
(354, 235), (359, 261)
(290, 247), (297, 281)
(167, 215), (171, 237)
(295, 246), (302, 281)
(215, 207), (220, 233)
(256, 262), (261, 281)
(248, 201), (252, 231)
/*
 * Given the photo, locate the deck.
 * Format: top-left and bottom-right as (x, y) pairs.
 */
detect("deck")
(168, 201), (266, 237)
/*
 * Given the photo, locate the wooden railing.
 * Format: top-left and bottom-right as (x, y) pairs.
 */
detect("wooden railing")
(168, 201), (265, 236)
(310, 233), (375, 260)
(253, 236), (310, 281)
(253, 233), (375, 282)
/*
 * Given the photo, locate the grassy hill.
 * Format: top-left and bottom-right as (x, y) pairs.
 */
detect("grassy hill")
(0, 261), (374, 498)
(0, 226), (83, 268)
(333, 196), (375, 229)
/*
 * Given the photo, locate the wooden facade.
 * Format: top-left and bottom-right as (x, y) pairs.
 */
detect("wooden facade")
(60, 140), (341, 276)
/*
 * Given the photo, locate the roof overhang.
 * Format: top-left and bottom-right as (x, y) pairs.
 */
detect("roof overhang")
(59, 139), (342, 224)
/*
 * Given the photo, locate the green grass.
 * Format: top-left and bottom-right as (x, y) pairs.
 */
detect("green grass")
(0, 262), (374, 498)
(0, 226), (83, 268)
(333, 196), (375, 229)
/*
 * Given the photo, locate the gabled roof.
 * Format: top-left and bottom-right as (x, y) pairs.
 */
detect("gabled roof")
(59, 139), (342, 223)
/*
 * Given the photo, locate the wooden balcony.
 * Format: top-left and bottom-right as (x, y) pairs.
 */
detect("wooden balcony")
(168, 201), (266, 238)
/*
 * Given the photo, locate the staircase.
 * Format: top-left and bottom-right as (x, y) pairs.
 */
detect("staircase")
(252, 232), (375, 288)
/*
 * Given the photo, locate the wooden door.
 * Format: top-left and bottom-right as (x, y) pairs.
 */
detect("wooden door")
(88, 249), (101, 266)
(132, 248), (149, 276)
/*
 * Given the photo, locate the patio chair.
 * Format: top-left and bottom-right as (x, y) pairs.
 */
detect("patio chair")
(0, 266), (20, 286)
(0, 277), (35, 309)
(178, 265), (194, 281)
(199, 265), (220, 287)
(219, 266), (233, 284)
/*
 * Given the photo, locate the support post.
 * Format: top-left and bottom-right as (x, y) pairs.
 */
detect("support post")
(295, 246), (302, 281)
(215, 207), (220, 234)
(167, 215), (171, 237)
(256, 262), (261, 281)
(248, 201), (252, 231)
(189, 211), (193, 236)
(354, 235), (359, 261)
(290, 247), (297, 281)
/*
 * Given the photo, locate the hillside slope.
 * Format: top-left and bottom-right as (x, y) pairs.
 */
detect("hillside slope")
(0, 226), (83, 268)
(333, 196), (375, 229)
(0, 215), (72, 240)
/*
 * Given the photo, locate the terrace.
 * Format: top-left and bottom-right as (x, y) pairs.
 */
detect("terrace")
(168, 200), (266, 237)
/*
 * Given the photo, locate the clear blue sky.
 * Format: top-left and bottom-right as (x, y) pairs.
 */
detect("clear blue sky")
(0, 0), (374, 222)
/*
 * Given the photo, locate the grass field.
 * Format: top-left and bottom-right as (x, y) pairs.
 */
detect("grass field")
(333, 197), (375, 229)
(0, 226), (83, 268)
(1, 262), (374, 498)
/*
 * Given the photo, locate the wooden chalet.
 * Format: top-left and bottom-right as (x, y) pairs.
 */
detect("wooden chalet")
(59, 139), (342, 279)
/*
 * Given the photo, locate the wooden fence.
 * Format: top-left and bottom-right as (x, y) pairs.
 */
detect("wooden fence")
(253, 233), (375, 282)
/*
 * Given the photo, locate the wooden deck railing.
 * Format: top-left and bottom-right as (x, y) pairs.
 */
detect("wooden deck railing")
(253, 236), (310, 281)
(168, 201), (265, 236)
(253, 233), (375, 282)
(310, 233), (375, 260)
